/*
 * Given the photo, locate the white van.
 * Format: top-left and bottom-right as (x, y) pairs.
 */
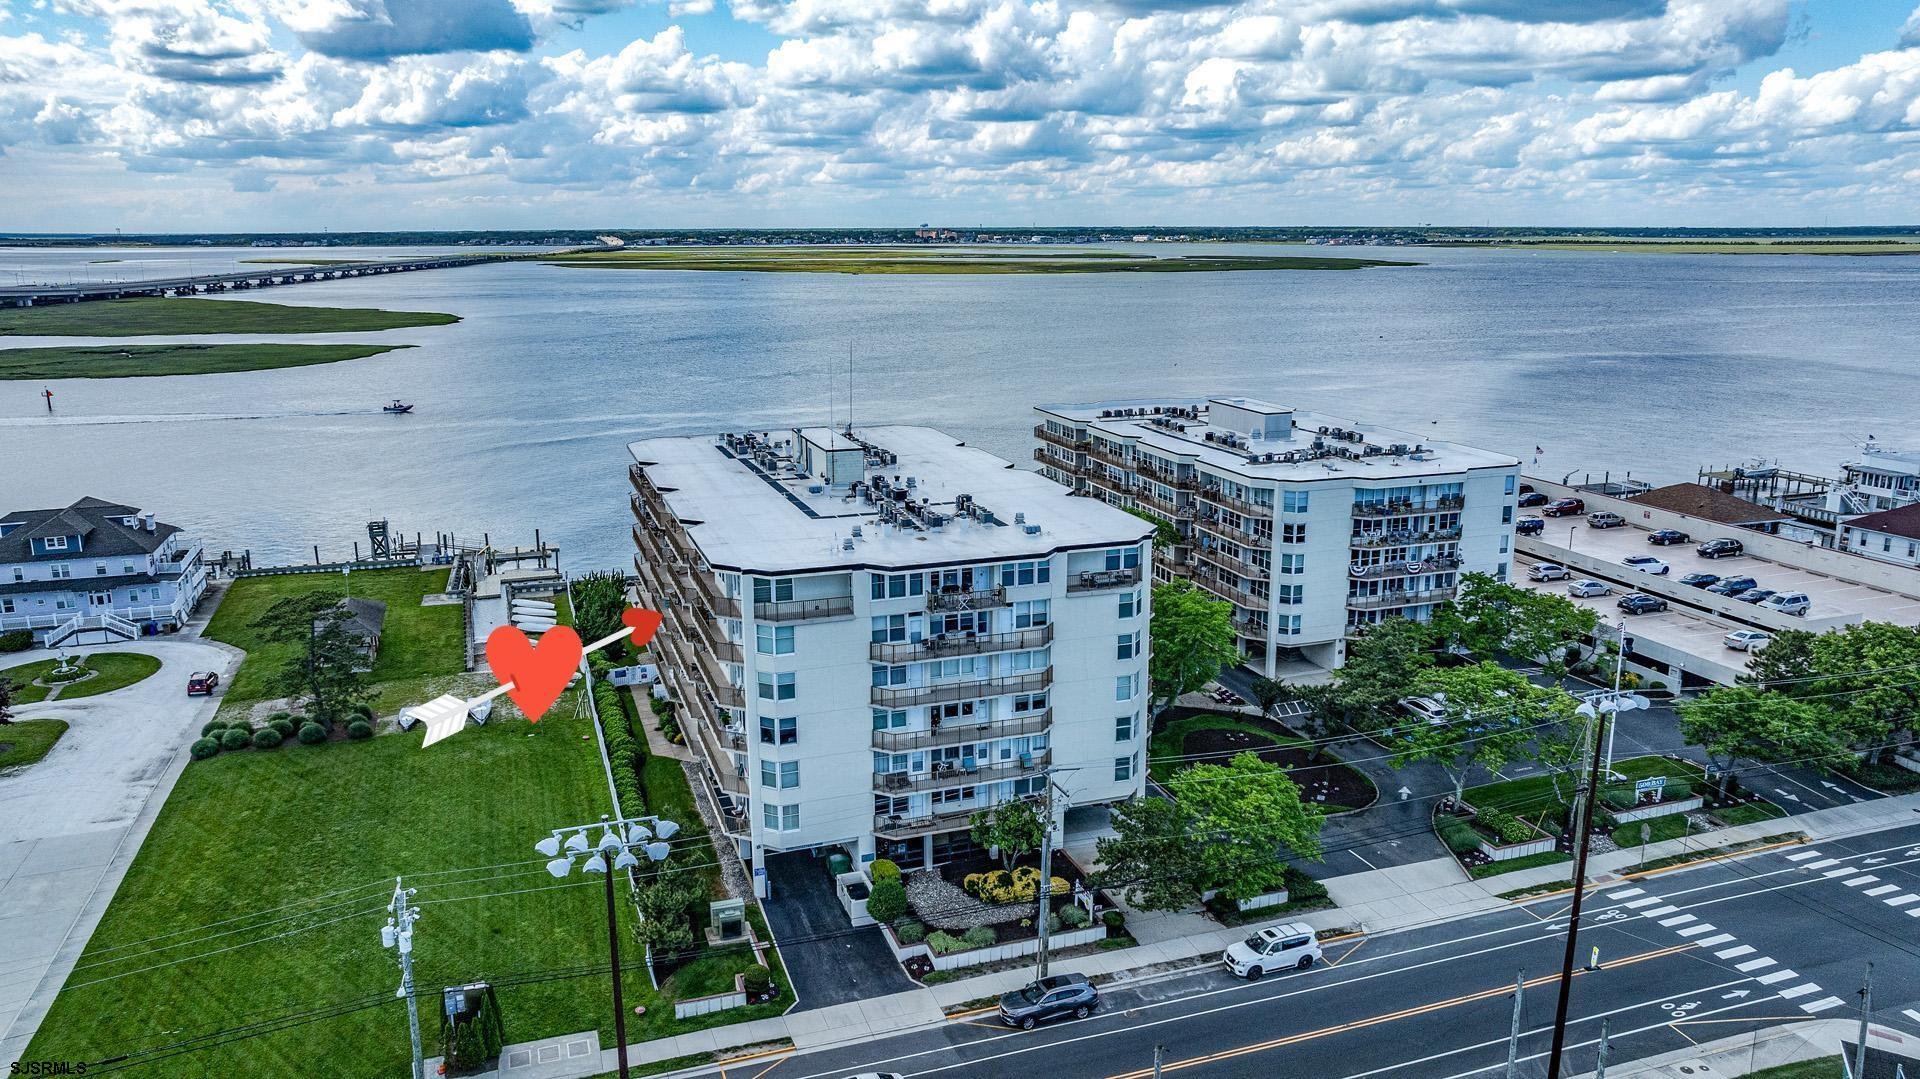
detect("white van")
(1223, 922), (1322, 981)
(1760, 592), (1811, 616)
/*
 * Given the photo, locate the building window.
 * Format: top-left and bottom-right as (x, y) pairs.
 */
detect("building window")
(760, 715), (797, 744)
(51, 564), (72, 579)
(871, 708), (907, 731)
(9, 567), (20, 582)
(1115, 755), (1135, 782)
(760, 760), (800, 789)
(0, 599), (13, 614)
(42, 536), (69, 551)
(1103, 546), (1141, 571)
(1115, 713), (1136, 741)
(871, 572), (925, 599)
(1117, 631), (1140, 660)
(1496, 561), (1509, 581)
(94, 562), (108, 576)
(999, 559), (1052, 587)
(1282, 490), (1309, 513)
(1504, 475), (1516, 495)
(1006, 649), (1048, 673)
(1115, 673), (1138, 701)
(752, 577), (794, 603)
(762, 803), (800, 832)
(1118, 590), (1142, 619)
(1501, 506), (1513, 524)
(1012, 599), (1050, 628)
(1280, 523), (1307, 544)
(756, 624), (796, 655)
(1011, 692), (1047, 714)
(871, 614), (908, 643)
(1276, 614), (1302, 636)
(1279, 554), (1305, 575)
(757, 671), (796, 700)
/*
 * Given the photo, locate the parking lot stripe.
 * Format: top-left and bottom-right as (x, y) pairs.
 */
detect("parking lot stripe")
(1642, 906), (1679, 918)
(1821, 868), (1858, 878)
(1886, 895), (1919, 907)
(1696, 935), (1735, 948)
(1607, 888), (1646, 900)
(1736, 958), (1776, 972)
(1676, 925), (1717, 937)
(1757, 970), (1798, 985)
(1802, 858), (1840, 870)
(1624, 898), (1662, 909)
(1801, 997), (1846, 1014)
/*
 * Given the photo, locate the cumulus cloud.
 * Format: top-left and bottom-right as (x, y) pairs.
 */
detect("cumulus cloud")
(1901, 5), (1920, 49)
(291, 0), (535, 59)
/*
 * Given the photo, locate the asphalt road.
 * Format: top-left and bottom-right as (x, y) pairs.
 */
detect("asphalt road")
(723, 820), (1920, 1079)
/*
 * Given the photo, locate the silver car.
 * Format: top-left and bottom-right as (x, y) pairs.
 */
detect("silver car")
(1566, 579), (1612, 598)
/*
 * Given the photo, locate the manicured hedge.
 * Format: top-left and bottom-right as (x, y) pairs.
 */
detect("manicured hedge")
(190, 737), (220, 760)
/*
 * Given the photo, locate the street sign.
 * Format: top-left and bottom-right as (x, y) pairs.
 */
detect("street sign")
(1635, 776), (1667, 796)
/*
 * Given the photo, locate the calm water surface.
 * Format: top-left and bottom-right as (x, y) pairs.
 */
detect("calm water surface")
(4, 243), (1917, 572)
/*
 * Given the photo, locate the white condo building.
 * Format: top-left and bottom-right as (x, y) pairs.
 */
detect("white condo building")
(1033, 397), (1520, 674)
(627, 426), (1153, 890)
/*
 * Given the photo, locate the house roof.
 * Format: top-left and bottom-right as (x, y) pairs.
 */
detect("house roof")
(1625, 483), (1793, 527)
(328, 597), (388, 640)
(1842, 502), (1920, 541)
(0, 497), (178, 564)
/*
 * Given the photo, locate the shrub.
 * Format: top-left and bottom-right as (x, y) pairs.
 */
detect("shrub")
(867, 877), (908, 925)
(871, 858), (901, 882)
(346, 720), (374, 740)
(1282, 865), (1330, 904)
(961, 925), (996, 950)
(219, 728), (251, 751)
(251, 728), (283, 749)
(266, 711), (292, 725)
(0, 630), (33, 653)
(1661, 779), (1694, 801)
(1439, 818), (1481, 854)
(1474, 808), (1534, 845)
(895, 920), (926, 945)
(297, 723), (328, 745)
(1102, 910), (1125, 931)
(1059, 904), (1090, 929)
(742, 966), (773, 995)
(189, 737), (221, 760)
(351, 702), (375, 720)
(269, 719), (295, 738)
(1601, 789), (1637, 810)
(962, 872), (984, 897)
(926, 931), (966, 955)
(200, 720), (228, 737)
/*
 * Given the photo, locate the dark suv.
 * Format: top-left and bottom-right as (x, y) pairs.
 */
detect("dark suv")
(1618, 593), (1668, 615)
(1517, 491), (1550, 507)
(999, 973), (1099, 1029)
(1697, 538), (1744, 559)
(1515, 516), (1545, 535)
(1648, 529), (1691, 546)
(1706, 576), (1758, 596)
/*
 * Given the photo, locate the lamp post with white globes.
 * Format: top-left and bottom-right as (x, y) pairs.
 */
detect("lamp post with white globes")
(535, 814), (680, 1079)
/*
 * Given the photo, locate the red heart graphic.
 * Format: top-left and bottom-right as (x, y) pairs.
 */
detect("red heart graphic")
(486, 624), (583, 723)
(622, 608), (663, 649)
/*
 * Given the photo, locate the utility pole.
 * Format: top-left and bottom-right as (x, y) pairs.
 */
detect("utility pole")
(1594, 1018), (1612, 1079)
(1036, 781), (1057, 981)
(1544, 700), (1611, 1079)
(1152, 1044), (1165, 1078)
(382, 877), (425, 1079)
(1505, 970), (1525, 1079)
(1855, 962), (1874, 1079)
(1603, 618), (1625, 776)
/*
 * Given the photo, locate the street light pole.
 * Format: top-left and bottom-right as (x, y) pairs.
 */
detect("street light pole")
(536, 814), (682, 1079)
(382, 878), (424, 1079)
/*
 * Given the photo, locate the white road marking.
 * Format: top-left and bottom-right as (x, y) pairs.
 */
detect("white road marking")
(1785, 850), (1821, 862)
(1842, 875), (1879, 886)
(1778, 984), (1820, 1000)
(1607, 888), (1645, 900)
(1821, 868), (1858, 878)
(1907, 908), (1920, 918)
(1642, 906), (1679, 918)
(1864, 885), (1900, 897)
(1676, 925), (1717, 938)
(1712, 944), (1752, 957)
(1801, 996), (1846, 1014)
(1661, 915), (1699, 928)
(1887, 894), (1919, 907)
(1624, 898), (1662, 909)
(1756, 970), (1798, 985)
(1697, 935), (1736, 948)
(1802, 858), (1839, 870)
(1736, 958), (1776, 972)
(1904, 1009), (1920, 1025)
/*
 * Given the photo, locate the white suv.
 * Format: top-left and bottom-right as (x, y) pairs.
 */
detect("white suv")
(1760, 592), (1811, 616)
(1224, 922), (1322, 981)
(1528, 563), (1569, 582)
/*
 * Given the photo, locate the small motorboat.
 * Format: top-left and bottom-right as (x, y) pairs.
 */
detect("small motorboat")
(383, 400), (414, 414)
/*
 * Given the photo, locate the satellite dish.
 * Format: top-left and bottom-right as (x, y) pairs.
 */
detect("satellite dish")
(535, 836), (561, 858)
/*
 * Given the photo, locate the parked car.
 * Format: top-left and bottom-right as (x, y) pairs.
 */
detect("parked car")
(1567, 579), (1612, 598)
(1724, 629), (1773, 651)
(999, 973), (1099, 1029)
(1399, 696), (1449, 725)
(1528, 562), (1570, 582)
(186, 671), (220, 696)
(1697, 537), (1745, 559)
(1647, 529), (1691, 546)
(1586, 511), (1626, 529)
(1515, 516), (1545, 536)
(1542, 498), (1586, 517)
(1735, 588), (1777, 605)
(1224, 922), (1323, 981)
(1517, 491), (1550, 507)
(1706, 576), (1759, 595)
(1678, 572), (1720, 588)
(1621, 555), (1670, 575)
(1760, 592), (1811, 616)
(1618, 593), (1668, 614)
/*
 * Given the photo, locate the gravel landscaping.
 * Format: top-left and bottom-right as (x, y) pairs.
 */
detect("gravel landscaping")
(904, 870), (1031, 930)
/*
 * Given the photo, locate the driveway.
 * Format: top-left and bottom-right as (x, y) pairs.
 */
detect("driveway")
(761, 851), (917, 1012)
(0, 633), (241, 1068)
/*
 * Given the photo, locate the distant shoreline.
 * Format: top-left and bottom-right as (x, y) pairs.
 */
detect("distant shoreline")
(538, 250), (1419, 273)
(0, 342), (409, 380)
(0, 296), (459, 337)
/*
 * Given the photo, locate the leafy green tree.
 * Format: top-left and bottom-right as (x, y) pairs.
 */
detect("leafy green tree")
(866, 877), (909, 925)
(1392, 662), (1577, 803)
(970, 799), (1045, 871)
(1249, 676), (1289, 720)
(1123, 506), (1180, 550)
(570, 571), (631, 657)
(1677, 685), (1848, 797)
(1739, 628), (1820, 693)
(1432, 573), (1596, 668)
(629, 869), (702, 957)
(1506, 590), (1598, 673)
(1093, 752), (1323, 909)
(251, 591), (371, 729)
(1809, 621), (1920, 755)
(1148, 581), (1239, 713)
(1325, 618), (1435, 732)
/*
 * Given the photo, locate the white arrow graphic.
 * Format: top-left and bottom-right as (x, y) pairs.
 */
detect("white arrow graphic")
(1821, 781), (1845, 792)
(1865, 857), (1889, 865)
(1722, 990), (1751, 1000)
(1774, 789), (1802, 802)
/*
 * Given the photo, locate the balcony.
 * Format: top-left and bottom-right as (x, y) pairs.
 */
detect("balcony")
(1195, 544), (1269, 582)
(871, 670), (1053, 708)
(1231, 614), (1268, 637)
(874, 794), (1043, 839)
(1348, 555), (1463, 579)
(1200, 485), (1274, 518)
(1351, 496), (1465, 518)
(1086, 443), (1135, 471)
(1135, 485), (1198, 520)
(754, 595), (855, 622)
(1033, 423), (1090, 452)
(1066, 567), (1141, 594)
(872, 710), (1051, 752)
(873, 750), (1052, 795)
(870, 624), (1053, 662)
(927, 586), (1007, 613)
(1192, 574), (1269, 612)
(1350, 528), (1463, 549)
(689, 608), (744, 664)
(1347, 587), (1453, 611)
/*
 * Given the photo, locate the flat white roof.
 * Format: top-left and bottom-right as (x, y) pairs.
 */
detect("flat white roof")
(1036, 397), (1519, 484)
(630, 425), (1152, 575)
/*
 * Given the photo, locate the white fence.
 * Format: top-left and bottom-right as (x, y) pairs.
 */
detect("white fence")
(1612, 796), (1704, 825)
(1234, 889), (1292, 913)
(881, 922), (1108, 972)
(673, 988), (748, 1020)
(1479, 835), (1558, 862)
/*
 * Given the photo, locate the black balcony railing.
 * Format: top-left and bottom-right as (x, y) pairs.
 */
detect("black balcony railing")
(871, 670), (1053, 708)
(870, 624), (1053, 662)
(753, 595), (855, 622)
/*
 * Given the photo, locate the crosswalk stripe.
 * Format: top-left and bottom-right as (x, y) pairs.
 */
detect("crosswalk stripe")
(1676, 924), (1717, 937)
(1822, 867), (1858, 878)
(1802, 996), (1846, 1013)
(1864, 885), (1900, 897)
(1803, 858), (1840, 870)
(1643, 905), (1679, 917)
(1786, 850), (1821, 862)
(1757, 970), (1798, 985)
(1843, 875), (1879, 886)
(1661, 915), (1698, 927)
(1712, 943), (1751, 956)
(1607, 888), (1645, 899)
(1779, 984), (1820, 1000)
(1887, 895), (1919, 907)
(1624, 898), (1662, 909)
(1699, 935), (1736, 948)
(1904, 1008), (1920, 1025)
(1907, 908), (1920, 918)
(1737, 958), (1777, 972)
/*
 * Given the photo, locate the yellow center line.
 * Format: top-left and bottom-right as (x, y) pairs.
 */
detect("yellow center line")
(1103, 943), (1696, 1079)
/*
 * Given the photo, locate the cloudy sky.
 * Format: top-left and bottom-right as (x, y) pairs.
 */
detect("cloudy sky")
(3, 0), (1918, 230)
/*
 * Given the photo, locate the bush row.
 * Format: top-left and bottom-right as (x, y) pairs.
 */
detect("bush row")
(1472, 807), (1537, 846)
(593, 677), (646, 816)
(0, 629), (33, 653)
(192, 712), (373, 760)
(963, 866), (1071, 905)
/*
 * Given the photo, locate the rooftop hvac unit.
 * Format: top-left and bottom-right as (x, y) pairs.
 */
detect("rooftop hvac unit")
(1250, 429), (1264, 440)
(1023, 523), (1042, 535)
(807, 483), (825, 494)
(1014, 511), (1026, 524)
(1101, 409), (1114, 417)
(906, 476), (917, 488)
(841, 538), (855, 551)
(1317, 426), (1330, 435)
(851, 525), (863, 539)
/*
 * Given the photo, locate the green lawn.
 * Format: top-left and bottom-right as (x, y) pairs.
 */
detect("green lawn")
(1148, 713), (1300, 783)
(0, 651), (161, 703)
(1469, 851), (1572, 880)
(204, 567), (463, 705)
(1742, 1058), (1845, 1079)
(0, 719), (69, 769)
(1712, 801), (1789, 827)
(1468, 756), (1707, 817)
(0, 296), (457, 336)
(1612, 812), (1695, 849)
(0, 342), (411, 380)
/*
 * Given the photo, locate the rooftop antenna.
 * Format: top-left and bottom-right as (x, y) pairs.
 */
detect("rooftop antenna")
(846, 342), (855, 437)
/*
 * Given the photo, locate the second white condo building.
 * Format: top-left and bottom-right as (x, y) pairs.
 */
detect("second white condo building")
(1034, 396), (1521, 674)
(628, 425), (1153, 890)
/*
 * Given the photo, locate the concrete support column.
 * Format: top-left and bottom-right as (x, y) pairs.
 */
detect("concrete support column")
(750, 842), (768, 899)
(921, 835), (934, 871)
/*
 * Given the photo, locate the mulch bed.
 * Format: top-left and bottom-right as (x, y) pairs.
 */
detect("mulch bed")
(1167, 713), (1375, 810)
